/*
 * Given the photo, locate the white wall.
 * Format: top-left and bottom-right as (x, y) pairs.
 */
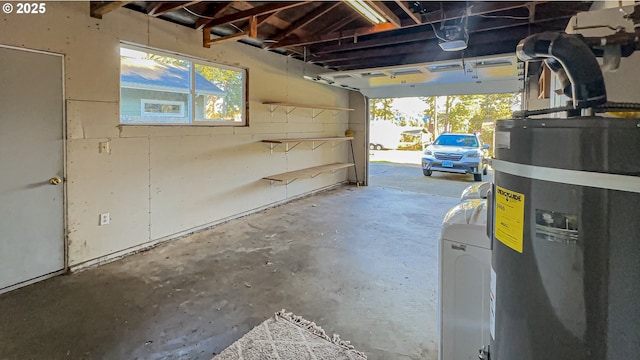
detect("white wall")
(0, 2), (357, 268)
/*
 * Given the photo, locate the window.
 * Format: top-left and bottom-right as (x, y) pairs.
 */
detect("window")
(434, 134), (479, 147)
(120, 45), (247, 126)
(141, 99), (185, 117)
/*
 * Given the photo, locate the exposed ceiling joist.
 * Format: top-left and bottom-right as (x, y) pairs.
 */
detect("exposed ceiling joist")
(196, 2), (243, 30)
(274, 22), (398, 48)
(203, 15), (258, 47)
(149, 1), (201, 17)
(311, 29), (434, 55)
(146, 2), (164, 15)
(310, 11), (575, 57)
(274, 1), (543, 48)
(121, 0), (593, 72)
(267, 2), (341, 48)
(394, 0), (422, 24)
(90, 1), (132, 19)
(365, 1), (401, 27)
(329, 32), (528, 70)
(323, 12), (360, 34)
(197, 2), (309, 30)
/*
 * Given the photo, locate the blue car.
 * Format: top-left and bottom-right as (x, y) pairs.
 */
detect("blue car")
(422, 133), (489, 181)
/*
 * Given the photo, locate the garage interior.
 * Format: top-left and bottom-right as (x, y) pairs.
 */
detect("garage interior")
(1, 1), (639, 359)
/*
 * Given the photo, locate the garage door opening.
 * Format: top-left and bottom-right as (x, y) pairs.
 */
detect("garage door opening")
(367, 94), (520, 197)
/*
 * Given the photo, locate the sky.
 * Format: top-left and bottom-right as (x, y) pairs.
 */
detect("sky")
(391, 97), (428, 119)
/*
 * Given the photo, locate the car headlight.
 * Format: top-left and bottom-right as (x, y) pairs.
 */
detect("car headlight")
(424, 150), (433, 156)
(467, 151), (481, 158)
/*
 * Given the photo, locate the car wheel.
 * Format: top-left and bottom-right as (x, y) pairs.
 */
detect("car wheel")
(369, 143), (376, 150)
(423, 169), (432, 176)
(474, 173), (483, 182)
(483, 165), (488, 176)
(375, 144), (384, 150)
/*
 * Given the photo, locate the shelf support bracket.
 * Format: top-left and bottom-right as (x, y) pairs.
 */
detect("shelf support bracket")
(285, 142), (302, 152)
(268, 104), (282, 118)
(312, 108), (327, 119)
(311, 141), (327, 151)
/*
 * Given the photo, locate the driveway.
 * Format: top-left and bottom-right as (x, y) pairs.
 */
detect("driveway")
(368, 150), (494, 198)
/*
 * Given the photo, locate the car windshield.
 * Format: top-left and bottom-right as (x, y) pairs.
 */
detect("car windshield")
(434, 134), (478, 147)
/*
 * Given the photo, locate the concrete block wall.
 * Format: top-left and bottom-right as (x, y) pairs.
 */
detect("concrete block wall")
(0, 2), (361, 269)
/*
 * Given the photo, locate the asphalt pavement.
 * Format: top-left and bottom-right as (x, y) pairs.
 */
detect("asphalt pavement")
(368, 150), (494, 198)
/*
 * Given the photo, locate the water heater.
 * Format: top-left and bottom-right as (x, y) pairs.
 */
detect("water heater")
(489, 116), (640, 359)
(485, 18), (640, 360)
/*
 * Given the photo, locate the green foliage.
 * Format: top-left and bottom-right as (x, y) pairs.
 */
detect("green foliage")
(369, 98), (395, 121)
(195, 64), (243, 121)
(144, 53), (244, 121)
(419, 94), (519, 132)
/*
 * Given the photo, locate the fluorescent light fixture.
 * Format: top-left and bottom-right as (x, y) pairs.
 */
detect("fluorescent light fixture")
(346, 0), (387, 25)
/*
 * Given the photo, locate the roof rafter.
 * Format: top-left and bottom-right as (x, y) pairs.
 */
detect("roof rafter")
(90, 1), (131, 19)
(394, 0), (421, 24)
(365, 1), (401, 27)
(203, 15), (258, 47)
(196, 2), (310, 30)
(273, 1), (544, 48)
(266, 2), (341, 48)
(310, 11), (573, 56)
(149, 1), (201, 17)
(323, 12), (360, 34)
(328, 19), (576, 71)
(195, 2), (238, 30)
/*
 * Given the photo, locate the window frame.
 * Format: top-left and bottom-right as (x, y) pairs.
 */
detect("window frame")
(119, 43), (248, 127)
(140, 99), (185, 117)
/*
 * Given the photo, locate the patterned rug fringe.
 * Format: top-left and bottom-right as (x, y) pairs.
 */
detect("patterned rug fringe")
(275, 309), (367, 359)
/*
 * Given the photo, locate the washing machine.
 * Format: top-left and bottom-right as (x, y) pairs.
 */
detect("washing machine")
(439, 199), (491, 360)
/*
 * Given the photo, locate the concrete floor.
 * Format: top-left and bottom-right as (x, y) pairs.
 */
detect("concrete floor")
(0, 162), (466, 360)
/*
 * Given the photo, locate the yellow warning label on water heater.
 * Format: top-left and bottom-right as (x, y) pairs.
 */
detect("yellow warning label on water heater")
(495, 186), (525, 253)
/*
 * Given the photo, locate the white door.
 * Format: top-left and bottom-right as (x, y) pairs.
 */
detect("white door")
(0, 46), (65, 293)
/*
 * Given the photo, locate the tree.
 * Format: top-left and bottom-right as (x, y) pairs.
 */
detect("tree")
(470, 93), (521, 153)
(195, 64), (243, 120)
(420, 93), (521, 153)
(369, 98), (395, 121)
(143, 54), (243, 121)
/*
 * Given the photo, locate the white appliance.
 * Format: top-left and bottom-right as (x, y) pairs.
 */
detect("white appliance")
(439, 199), (491, 360)
(460, 181), (491, 202)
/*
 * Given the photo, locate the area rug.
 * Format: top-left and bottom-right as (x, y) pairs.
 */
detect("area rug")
(213, 310), (367, 360)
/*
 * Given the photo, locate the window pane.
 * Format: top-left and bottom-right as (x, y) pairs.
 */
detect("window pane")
(119, 45), (247, 126)
(194, 63), (244, 122)
(120, 48), (191, 124)
(144, 103), (181, 114)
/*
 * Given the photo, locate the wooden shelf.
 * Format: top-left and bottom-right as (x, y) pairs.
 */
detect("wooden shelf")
(262, 163), (354, 185)
(262, 101), (354, 118)
(261, 136), (353, 152)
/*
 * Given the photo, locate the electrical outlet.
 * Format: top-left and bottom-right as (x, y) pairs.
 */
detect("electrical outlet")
(99, 212), (110, 226)
(99, 141), (110, 154)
